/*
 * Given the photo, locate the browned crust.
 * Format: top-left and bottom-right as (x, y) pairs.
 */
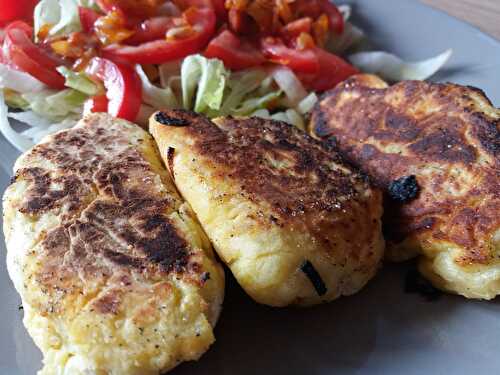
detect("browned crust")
(151, 110), (383, 268)
(153, 110), (374, 222)
(11, 114), (205, 315)
(311, 74), (500, 265)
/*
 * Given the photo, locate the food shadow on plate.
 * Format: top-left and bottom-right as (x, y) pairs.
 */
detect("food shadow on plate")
(172, 263), (462, 375)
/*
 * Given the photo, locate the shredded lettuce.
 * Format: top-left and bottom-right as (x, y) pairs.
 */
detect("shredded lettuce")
(0, 92), (34, 152)
(2, 105), (77, 151)
(181, 57), (202, 110)
(46, 89), (87, 111)
(8, 111), (52, 128)
(0, 64), (46, 93)
(297, 92), (318, 115)
(22, 89), (85, 121)
(272, 67), (307, 106)
(3, 89), (29, 109)
(19, 117), (76, 143)
(233, 91), (282, 116)
(266, 109), (305, 130)
(348, 49), (453, 81)
(220, 69), (267, 115)
(181, 54), (229, 113)
(250, 109), (271, 119)
(57, 66), (100, 96)
(270, 111), (289, 123)
(34, 0), (82, 39)
(176, 55), (312, 128)
(51, 0), (81, 35)
(136, 65), (178, 110)
(34, 0), (60, 40)
(285, 109), (305, 130)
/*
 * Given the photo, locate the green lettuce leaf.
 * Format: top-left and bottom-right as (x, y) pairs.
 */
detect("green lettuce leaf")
(22, 89), (85, 120)
(3, 89), (29, 110)
(0, 92), (34, 152)
(57, 66), (100, 96)
(220, 69), (267, 115)
(136, 65), (178, 110)
(181, 54), (229, 113)
(233, 91), (282, 116)
(34, 0), (82, 39)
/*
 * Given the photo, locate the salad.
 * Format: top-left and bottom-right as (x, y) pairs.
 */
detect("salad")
(0, 0), (452, 152)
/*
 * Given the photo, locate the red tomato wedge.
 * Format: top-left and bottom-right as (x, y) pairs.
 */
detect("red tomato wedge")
(0, 0), (38, 27)
(83, 94), (109, 114)
(3, 22), (66, 89)
(79, 7), (102, 33)
(261, 37), (319, 74)
(205, 30), (265, 70)
(299, 48), (358, 92)
(86, 57), (142, 121)
(102, 6), (216, 64)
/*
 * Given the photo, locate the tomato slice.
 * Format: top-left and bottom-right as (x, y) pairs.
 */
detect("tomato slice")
(299, 48), (358, 92)
(0, 0), (38, 27)
(84, 95), (109, 114)
(261, 37), (319, 74)
(79, 7), (102, 33)
(205, 30), (265, 70)
(86, 57), (142, 121)
(3, 22), (66, 89)
(102, 6), (216, 64)
(125, 16), (176, 45)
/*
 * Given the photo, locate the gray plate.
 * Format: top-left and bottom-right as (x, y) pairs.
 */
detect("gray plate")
(1, 0), (500, 374)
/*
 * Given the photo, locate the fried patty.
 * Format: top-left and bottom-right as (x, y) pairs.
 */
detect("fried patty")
(3, 113), (225, 374)
(311, 74), (500, 299)
(150, 110), (384, 307)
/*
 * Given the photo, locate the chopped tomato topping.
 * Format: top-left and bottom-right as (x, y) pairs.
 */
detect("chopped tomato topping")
(102, 4), (216, 64)
(94, 10), (135, 45)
